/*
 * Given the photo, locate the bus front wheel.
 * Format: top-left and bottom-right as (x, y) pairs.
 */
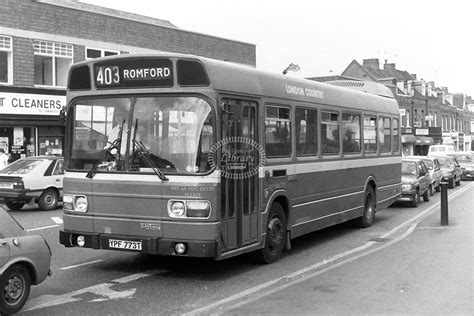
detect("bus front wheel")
(256, 203), (287, 264)
(355, 187), (375, 228)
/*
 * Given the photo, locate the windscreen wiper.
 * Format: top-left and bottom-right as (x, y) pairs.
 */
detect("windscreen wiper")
(132, 139), (168, 181)
(86, 119), (125, 178)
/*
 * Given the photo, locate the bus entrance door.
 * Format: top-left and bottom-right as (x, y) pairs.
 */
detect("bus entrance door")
(220, 99), (259, 252)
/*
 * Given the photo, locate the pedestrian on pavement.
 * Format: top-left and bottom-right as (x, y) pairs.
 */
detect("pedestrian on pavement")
(0, 148), (9, 170)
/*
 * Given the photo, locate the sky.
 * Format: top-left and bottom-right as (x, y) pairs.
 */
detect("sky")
(82, 0), (473, 97)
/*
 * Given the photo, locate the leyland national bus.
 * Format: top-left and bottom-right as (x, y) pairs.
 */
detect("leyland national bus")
(59, 53), (401, 263)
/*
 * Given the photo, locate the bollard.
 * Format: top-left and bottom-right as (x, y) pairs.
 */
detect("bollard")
(440, 182), (449, 226)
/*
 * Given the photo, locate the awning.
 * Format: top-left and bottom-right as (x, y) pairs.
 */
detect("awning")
(401, 135), (417, 144)
(415, 136), (434, 146)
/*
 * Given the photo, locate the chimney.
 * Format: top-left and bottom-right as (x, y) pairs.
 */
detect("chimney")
(362, 58), (379, 70)
(384, 63), (396, 70)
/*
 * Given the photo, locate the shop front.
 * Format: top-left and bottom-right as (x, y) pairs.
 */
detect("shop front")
(0, 87), (65, 163)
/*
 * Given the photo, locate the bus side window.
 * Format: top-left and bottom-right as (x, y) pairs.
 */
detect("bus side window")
(264, 105), (291, 158)
(342, 113), (361, 154)
(363, 116), (377, 153)
(322, 111), (340, 155)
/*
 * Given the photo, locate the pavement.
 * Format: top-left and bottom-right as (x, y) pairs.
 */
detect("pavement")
(226, 182), (474, 315)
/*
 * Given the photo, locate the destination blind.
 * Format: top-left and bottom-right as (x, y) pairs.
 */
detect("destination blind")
(93, 58), (173, 89)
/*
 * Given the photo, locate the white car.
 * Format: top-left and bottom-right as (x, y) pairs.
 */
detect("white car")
(0, 156), (64, 211)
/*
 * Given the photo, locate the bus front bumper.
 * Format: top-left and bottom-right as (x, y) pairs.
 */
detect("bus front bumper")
(59, 230), (217, 258)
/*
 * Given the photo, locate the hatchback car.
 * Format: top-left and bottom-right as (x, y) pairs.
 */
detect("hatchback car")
(399, 157), (431, 207)
(0, 156), (64, 211)
(0, 208), (52, 315)
(449, 152), (474, 180)
(431, 155), (462, 188)
(420, 156), (442, 194)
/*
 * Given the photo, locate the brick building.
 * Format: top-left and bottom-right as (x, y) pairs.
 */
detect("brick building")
(309, 58), (474, 154)
(0, 0), (256, 161)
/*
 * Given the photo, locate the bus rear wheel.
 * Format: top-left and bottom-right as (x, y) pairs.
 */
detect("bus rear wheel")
(355, 187), (375, 228)
(255, 203), (287, 264)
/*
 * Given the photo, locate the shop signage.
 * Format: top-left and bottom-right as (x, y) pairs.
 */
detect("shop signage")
(0, 92), (66, 116)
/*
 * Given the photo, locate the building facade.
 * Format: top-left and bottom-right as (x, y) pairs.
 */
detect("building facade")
(309, 58), (474, 155)
(1, 0), (256, 161)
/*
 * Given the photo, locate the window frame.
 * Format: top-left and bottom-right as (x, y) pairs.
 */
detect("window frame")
(33, 40), (73, 87)
(0, 35), (13, 85)
(85, 47), (119, 60)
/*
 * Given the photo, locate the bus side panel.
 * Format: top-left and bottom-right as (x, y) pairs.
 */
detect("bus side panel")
(285, 160), (400, 239)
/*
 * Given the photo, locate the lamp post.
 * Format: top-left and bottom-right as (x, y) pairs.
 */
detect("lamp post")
(282, 63), (300, 75)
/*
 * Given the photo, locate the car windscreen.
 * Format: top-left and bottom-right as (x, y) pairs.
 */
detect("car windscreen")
(0, 159), (43, 175)
(402, 161), (416, 175)
(422, 160), (433, 170)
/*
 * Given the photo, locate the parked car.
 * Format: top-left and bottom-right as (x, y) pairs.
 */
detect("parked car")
(427, 144), (456, 156)
(420, 156), (442, 194)
(399, 157), (431, 207)
(0, 208), (52, 315)
(430, 155), (462, 188)
(448, 152), (474, 181)
(0, 156), (64, 211)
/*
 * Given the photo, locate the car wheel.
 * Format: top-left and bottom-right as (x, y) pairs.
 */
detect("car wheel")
(0, 264), (31, 315)
(423, 188), (430, 202)
(38, 188), (59, 211)
(435, 184), (441, 192)
(411, 190), (419, 207)
(355, 186), (376, 228)
(4, 201), (25, 211)
(455, 176), (461, 186)
(255, 203), (287, 264)
(429, 184), (434, 196)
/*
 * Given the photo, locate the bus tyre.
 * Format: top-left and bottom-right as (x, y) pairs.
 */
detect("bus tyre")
(256, 203), (287, 264)
(0, 264), (31, 315)
(38, 188), (59, 211)
(5, 201), (25, 211)
(355, 187), (375, 228)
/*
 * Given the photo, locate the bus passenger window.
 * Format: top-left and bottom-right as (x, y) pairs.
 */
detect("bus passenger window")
(322, 111), (340, 155)
(393, 118), (400, 152)
(342, 113), (361, 154)
(295, 108), (317, 156)
(363, 116), (377, 153)
(379, 117), (391, 153)
(265, 106), (291, 157)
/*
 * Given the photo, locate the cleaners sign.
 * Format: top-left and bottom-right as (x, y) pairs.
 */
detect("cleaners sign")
(0, 92), (65, 116)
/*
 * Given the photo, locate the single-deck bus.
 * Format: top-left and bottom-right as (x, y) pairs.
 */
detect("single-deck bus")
(59, 53), (401, 263)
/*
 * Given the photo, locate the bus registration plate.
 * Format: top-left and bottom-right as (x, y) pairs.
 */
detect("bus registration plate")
(108, 239), (142, 251)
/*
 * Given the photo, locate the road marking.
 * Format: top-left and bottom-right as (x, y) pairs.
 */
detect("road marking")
(60, 260), (104, 270)
(22, 269), (170, 312)
(26, 224), (59, 232)
(52, 216), (63, 224)
(186, 182), (474, 315)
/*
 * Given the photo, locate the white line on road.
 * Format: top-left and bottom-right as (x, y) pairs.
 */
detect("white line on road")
(60, 260), (104, 270)
(23, 269), (170, 312)
(26, 224), (59, 232)
(186, 182), (474, 315)
(51, 216), (63, 224)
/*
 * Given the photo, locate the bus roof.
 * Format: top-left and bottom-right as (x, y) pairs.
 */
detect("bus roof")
(68, 53), (399, 115)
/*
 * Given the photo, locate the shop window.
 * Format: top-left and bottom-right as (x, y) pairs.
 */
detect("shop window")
(0, 35), (12, 84)
(34, 40), (73, 87)
(86, 48), (119, 59)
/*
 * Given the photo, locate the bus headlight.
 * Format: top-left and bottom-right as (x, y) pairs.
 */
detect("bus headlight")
(168, 200), (211, 218)
(63, 194), (88, 213)
(186, 200), (211, 218)
(169, 201), (185, 218)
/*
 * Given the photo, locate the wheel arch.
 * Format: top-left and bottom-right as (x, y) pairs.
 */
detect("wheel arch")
(364, 176), (377, 208)
(264, 189), (290, 230)
(1, 259), (38, 285)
